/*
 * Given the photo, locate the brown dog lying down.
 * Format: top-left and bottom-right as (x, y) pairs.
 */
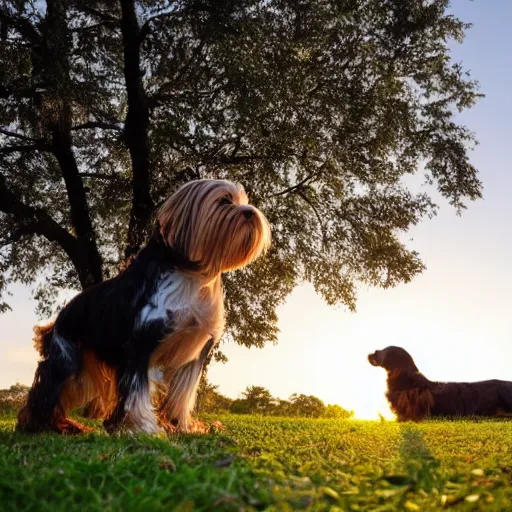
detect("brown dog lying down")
(368, 346), (512, 421)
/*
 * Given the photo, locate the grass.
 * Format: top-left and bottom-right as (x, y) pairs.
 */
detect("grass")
(2, 411), (512, 511)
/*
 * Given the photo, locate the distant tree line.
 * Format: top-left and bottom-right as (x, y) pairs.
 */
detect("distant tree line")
(196, 383), (353, 419)
(0, 382), (30, 411)
(1, 381), (352, 419)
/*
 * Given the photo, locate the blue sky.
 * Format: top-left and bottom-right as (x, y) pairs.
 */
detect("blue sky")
(1, 0), (511, 418)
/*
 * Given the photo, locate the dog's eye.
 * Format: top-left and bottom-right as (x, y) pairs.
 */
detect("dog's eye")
(219, 196), (232, 206)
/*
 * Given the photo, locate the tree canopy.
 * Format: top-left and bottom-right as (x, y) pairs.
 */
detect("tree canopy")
(240, 385), (273, 414)
(200, 384), (354, 418)
(0, 0), (482, 349)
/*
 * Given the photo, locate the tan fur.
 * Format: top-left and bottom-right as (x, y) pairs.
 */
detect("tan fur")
(60, 351), (116, 414)
(18, 321), (94, 433)
(32, 322), (116, 420)
(33, 322), (55, 358)
(17, 404), (94, 434)
(157, 180), (271, 279)
(157, 364), (202, 431)
(82, 396), (110, 419)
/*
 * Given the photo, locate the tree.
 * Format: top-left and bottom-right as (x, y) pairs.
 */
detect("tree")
(229, 399), (251, 415)
(289, 393), (325, 417)
(0, 382), (29, 410)
(0, 1), (482, 348)
(322, 404), (354, 420)
(271, 399), (292, 417)
(239, 385), (273, 414)
(7, 382), (30, 394)
(196, 379), (232, 414)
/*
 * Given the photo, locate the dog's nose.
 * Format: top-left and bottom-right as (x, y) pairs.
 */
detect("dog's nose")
(243, 209), (254, 219)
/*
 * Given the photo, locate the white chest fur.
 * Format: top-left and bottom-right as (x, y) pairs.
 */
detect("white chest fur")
(138, 272), (199, 326)
(138, 271), (225, 342)
(147, 271), (225, 370)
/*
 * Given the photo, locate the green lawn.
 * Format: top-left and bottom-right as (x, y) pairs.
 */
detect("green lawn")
(1, 412), (512, 511)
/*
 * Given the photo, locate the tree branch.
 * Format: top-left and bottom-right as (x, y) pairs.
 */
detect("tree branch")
(0, 83), (45, 100)
(71, 121), (122, 131)
(0, 143), (51, 155)
(0, 222), (39, 248)
(0, 8), (42, 44)
(75, 3), (119, 24)
(270, 162), (328, 197)
(79, 172), (124, 181)
(207, 155), (267, 165)
(0, 175), (78, 258)
(0, 128), (40, 142)
(70, 21), (115, 33)
(297, 191), (324, 233)
(139, 12), (173, 43)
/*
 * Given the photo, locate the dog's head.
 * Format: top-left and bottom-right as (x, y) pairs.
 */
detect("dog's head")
(157, 179), (271, 276)
(368, 346), (419, 373)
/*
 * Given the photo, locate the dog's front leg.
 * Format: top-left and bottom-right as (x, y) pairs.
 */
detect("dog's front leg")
(158, 338), (215, 433)
(104, 366), (161, 435)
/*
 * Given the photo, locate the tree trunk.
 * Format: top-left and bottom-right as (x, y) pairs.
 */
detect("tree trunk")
(51, 118), (103, 287)
(45, 0), (103, 288)
(120, 0), (154, 260)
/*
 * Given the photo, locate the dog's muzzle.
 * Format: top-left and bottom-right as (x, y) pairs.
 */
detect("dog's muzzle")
(368, 353), (380, 367)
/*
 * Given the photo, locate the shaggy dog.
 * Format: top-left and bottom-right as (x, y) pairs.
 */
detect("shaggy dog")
(18, 179), (270, 434)
(368, 346), (512, 421)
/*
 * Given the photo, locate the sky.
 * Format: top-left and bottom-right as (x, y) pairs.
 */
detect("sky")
(1, 0), (511, 419)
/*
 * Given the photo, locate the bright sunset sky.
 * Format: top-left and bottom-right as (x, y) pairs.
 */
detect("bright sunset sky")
(1, 1), (511, 419)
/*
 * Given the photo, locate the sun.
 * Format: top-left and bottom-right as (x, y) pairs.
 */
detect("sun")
(352, 402), (395, 421)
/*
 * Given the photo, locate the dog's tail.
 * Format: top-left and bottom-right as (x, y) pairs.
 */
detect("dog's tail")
(33, 321), (55, 359)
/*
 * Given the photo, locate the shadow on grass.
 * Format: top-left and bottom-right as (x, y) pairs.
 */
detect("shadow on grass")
(397, 425), (441, 492)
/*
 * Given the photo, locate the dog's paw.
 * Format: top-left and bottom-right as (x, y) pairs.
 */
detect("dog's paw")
(189, 419), (226, 434)
(58, 418), (94, 434)
(209, 420), (226, 433)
